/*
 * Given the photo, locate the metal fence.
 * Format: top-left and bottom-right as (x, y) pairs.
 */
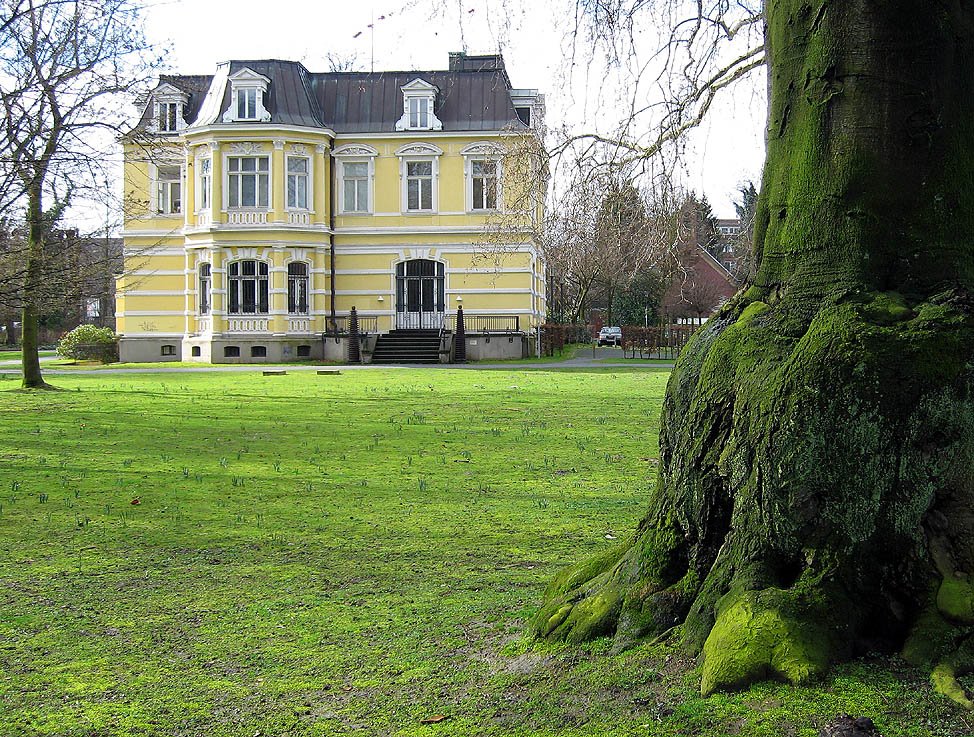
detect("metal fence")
(539, 322), (697, 359)
(327, 316), (379, 335)
(445, 314), (520, 333)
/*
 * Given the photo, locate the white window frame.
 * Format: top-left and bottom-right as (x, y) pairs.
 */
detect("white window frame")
(225, 154), (270, 210)
(332, 144), (378, 215)
(395, 143), (442, 214)
(395, 78), (442, 132)
(461, 142), (504, 213)
(286, 155), (311, 211)
(221, 68), (271, 123)
(196, 155), (212, 212)
(154, 164), (182, 216)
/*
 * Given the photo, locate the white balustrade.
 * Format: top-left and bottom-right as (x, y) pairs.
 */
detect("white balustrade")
(287, 211), (311, 226)
(196, 316), (212, 334)
(227, 317), (269, 332)
(288, 317), (311, 333)
(196, 210), (211, 227)
(227, 210), (268, 225)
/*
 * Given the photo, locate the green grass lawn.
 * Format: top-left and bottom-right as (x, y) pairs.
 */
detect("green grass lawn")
(0, 349), (58, 362)
(0, 369), (969, 737)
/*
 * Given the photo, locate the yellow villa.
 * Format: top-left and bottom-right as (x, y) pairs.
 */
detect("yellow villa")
(117, 53), (546, 363)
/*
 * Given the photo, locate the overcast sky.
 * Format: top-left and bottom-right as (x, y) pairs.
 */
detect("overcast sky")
(89, 0), (765, 226)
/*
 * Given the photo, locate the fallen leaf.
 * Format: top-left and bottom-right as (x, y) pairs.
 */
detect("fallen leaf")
(420, 715), (449, 724)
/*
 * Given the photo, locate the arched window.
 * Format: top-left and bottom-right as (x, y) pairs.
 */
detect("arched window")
(228, 260), (269, 314)
(198, 263), (211, 315)
(287, 262), (309, 314)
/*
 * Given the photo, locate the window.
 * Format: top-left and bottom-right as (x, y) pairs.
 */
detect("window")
(159, 102), (180, 132)
(287, 157), (309, 210)
(408, 97), (429, 128)
(297, 344), (311, 357)
(227, 156), (269, 209)
(237, 88), (257, 120)
(156, 166), (181, 215)
(222, 68), (271, 123)
(150, 83), (187, 133)
(471, 160), (498, 210)
(191, 346), (201, 357)
(198, 158), (212, 211)
(396, 79), (442, 131)
(161, 345), (176, 356)
(224, 346), (241, 358)
(84, 297), (101, 319)
(198, 263), (211, 315)
(228, 260), (269, 314)
(406, 161), (433, 211)
(288, 262), (309, 314)
(250, 346), (267, 358)
(342, 161), (369, 212)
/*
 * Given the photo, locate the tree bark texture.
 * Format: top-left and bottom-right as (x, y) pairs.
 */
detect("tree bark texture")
(534, 0), (974, 703)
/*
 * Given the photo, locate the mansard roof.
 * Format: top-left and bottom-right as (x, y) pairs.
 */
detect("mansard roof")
(138, 55), (532, 134)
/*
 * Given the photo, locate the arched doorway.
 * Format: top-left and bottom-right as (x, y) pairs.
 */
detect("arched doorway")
(396, 259), (445, 329)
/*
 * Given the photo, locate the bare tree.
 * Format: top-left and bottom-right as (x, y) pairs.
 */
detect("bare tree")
(0, 0), (158, 387)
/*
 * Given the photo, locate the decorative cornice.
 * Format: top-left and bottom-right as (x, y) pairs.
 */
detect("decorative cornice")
(229, 142), (264, 155)
(394, 142), (443, 157)
(289, 143), (308, 155)
(332, 143), (379, 158)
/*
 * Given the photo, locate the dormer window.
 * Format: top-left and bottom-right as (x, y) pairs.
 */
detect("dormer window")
(222, 68), (271, 123)
(236, 88), (258, 120)
(149, 83), (188, 134)
(395, 78), (442, 131)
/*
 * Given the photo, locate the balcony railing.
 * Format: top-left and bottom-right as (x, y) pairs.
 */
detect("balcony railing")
(226, 210), (268, 225)
(196, 316), (212, 334)
(287, 211), (311, 226)
(227, 317), (269, 332)
(288, 317), (311, 333)
(445, 314), (520, 333)
(196, 210), (212, 227)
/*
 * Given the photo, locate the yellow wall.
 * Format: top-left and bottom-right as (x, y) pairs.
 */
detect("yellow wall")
(120, 125), (545, 353)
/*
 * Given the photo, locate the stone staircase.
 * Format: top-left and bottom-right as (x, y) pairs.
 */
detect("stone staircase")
(370, 330), (442, 364)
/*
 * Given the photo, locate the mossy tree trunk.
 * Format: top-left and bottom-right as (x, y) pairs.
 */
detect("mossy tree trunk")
(535, 0), (974, 702)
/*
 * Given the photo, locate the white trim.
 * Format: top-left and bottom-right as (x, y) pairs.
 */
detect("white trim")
(184, 123), (337, 138)
(117, 310), (187, 316)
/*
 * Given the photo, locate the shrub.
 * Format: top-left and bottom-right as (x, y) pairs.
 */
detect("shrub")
(57, 325), (118, 363)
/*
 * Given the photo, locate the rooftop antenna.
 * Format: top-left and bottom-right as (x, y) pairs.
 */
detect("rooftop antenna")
(370, 9), (374, 73)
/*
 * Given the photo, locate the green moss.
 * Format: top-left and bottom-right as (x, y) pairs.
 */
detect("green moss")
(902, 600), (957, 667)
(542, 540), (630, 600)
(699, 590), (833, 697)
(937, 576), (974, 624)
(861, 291), (915, 324)
(931, 663), (974, 709)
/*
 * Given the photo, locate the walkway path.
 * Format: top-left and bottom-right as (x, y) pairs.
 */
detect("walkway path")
(0, 347), (674, 376)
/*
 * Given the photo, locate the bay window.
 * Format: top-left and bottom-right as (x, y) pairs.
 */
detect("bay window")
(227, 156), (269, 209)
(228, 260), (269, 314)
(287, 157), (309, 210)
